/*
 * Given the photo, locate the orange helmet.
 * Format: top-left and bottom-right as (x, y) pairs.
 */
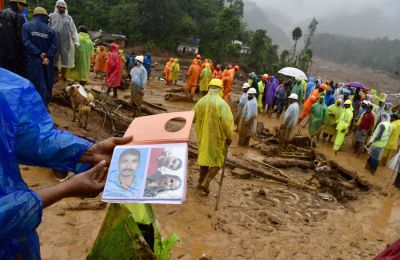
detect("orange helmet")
(234, 65), (240, 70)
(320, 84), (328, 90)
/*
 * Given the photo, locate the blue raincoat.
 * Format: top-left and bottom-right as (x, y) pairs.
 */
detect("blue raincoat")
(0, 68), (93, 259)
(143, 54), (152, 76)
(306, 77), (315, 99)
(21, 14), (57, 105)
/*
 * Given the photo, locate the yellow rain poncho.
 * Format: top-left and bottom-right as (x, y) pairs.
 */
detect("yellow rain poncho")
(382, 120), (400, 164)
(194, 88), (234, 167)
(169, 59), (180, 81)
(333, 107), (353, 151)
(325, 101), (343, 135)
(257, 81), (265, 111)
(66, 32), (94, 81)
(199, 64), (212, 92)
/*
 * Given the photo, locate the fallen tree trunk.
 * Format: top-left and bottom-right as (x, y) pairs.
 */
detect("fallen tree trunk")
(264, 158), (315, 170)
(164, 93), (195, 103)
(166, 87), (184, 93)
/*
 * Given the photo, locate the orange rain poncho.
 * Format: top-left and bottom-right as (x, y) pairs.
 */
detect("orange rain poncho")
(94, 46), (108, 73)
(185, 60), (202, 95)
(298, 88), (322, 124)
(164, 58), (173, 81)
(222, 69), (233, 100)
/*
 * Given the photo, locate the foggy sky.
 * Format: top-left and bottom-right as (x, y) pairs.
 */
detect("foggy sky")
(251, 0), (400, 39)
(254, 0), (398, 23)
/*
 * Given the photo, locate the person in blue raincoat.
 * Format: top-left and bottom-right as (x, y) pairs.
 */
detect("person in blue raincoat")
(21, 7), (57, 106)
(0, 68), (132, 259)
(143, 53), (152, 81)
(305, 77), (316, 99)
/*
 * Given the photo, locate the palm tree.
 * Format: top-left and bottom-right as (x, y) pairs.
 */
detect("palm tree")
(291, 27), (302, 64)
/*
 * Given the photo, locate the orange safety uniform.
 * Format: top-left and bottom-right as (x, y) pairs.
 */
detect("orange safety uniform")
(222, 69), (233, 101)
(185, 60), (202, 97)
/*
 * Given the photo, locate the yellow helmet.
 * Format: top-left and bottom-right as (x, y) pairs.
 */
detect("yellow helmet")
(10, 0), (27, 4)
(33, 7), (48, 16)
(209, 79), (223, 88)
(344, 99), (352, 105)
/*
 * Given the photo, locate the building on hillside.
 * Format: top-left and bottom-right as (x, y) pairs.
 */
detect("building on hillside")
(177, 37), (200, 54)
(233, 40), (251, 55)
(89, 30), (127, 48)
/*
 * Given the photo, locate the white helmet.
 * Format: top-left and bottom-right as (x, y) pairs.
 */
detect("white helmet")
(247, 88), (257, 94)
(242, 83), (250, 89)
(288, 93), (298, 100)
(135, 55), (144, 63)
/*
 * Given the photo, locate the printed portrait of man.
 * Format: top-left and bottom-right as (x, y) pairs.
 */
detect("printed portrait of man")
(118, 148), (141, 190)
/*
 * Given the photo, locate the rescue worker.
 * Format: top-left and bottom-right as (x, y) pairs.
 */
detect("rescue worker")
(212, 64), (223, 79)
(94, 45), (108, 79)
(169, 58), (180, 85)
(291, 79), (304, 104)
(0, 0), (27, 76)
(66, 26), (93, 85)
(280, 93), (300, 143)
(366, 113), (392, 175)
(49, 0), (79, 82)
(164, 57), (174, 85)
(0, 67), (132, 259)
(323, 99), (343, 143)
(143, 53), (152, 81)
(238, 88), (258, 146)
(333, 99), (354, 153)
(222, 65), (234, 101)
(381, 114), (400, 165)
(257, 74), (267, 112)
(309, 96), (327, 142)
(194, 78), (234, 195)
(21, 6), (57, 106)
(263, 76), (278, 116)
(105, 43), (122, 98)
(353, 104), (375, 156)
(185, 58), (201, 99)
(130, 55), (148, 112)
(297, 84), (327, 125)
(199, 63), (212, 96)
(236, 82), (250, 126)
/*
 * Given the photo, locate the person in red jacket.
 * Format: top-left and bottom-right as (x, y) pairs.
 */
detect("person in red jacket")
(105, 43), (122, 98)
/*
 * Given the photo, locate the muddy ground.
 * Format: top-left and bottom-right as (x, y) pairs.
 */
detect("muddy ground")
(22, 58), (400, 260)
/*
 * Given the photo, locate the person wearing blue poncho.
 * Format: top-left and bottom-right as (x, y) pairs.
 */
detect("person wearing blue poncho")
(0, 68), (132, 259)
(143, 53), (152, 81)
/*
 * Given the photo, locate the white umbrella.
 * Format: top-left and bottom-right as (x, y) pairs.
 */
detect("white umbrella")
(278, 67), (308, 80)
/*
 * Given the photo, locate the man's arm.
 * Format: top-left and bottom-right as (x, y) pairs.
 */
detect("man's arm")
(0, 161), (107, 242)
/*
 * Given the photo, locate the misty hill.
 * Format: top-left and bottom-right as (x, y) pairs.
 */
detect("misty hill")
(311, 33), (400, 76)
(315, 8), (400, 40)
(243, 1), (291, 49)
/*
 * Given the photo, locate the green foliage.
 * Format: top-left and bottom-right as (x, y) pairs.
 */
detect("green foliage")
(292, 27), (303, 41)
(248, 29), (279, 73)
(312, 33), (400, 76)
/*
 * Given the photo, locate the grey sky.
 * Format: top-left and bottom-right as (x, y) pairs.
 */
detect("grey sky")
(254, 0), (398, 23)
(250, 0), (400, 39)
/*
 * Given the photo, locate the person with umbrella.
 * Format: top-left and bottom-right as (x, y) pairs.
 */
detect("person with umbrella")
(291, 79), (304, 104)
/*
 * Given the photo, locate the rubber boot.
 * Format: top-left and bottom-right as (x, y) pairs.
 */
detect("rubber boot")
(200, 167), (220, 195)
(197, 167), (209, 190)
